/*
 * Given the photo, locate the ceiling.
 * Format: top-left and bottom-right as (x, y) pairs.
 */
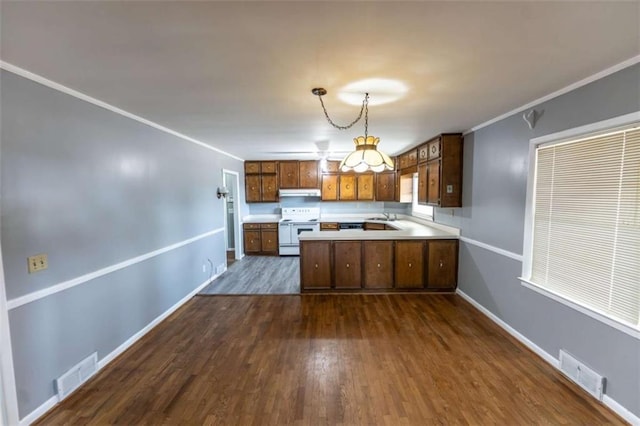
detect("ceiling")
(1, 1), (638, 161)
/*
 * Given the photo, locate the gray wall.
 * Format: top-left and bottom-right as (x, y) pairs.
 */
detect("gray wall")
(0, 70), (245, 418)
(435, 64), (640, 416)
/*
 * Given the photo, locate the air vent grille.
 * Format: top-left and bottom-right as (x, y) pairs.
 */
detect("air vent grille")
(55, 352), (98, 400)
(559, 350), (605, 400)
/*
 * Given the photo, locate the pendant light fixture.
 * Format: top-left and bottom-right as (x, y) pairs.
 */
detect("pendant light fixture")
(312, 88), (394, 173)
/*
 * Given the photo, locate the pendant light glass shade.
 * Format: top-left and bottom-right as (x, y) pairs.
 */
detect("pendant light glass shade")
(339, 136), (394, 173)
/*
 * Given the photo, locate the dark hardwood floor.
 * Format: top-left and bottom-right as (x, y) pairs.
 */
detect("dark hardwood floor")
(35, 294), (624, 425)
(200, 255), (300, 295)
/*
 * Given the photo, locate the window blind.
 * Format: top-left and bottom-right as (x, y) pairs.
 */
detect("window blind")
(530, 126), (640, 328)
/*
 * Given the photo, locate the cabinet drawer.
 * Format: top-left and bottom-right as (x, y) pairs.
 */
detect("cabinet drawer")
(260, 223), (278, 229)
(321, 223), (339, 230)
(243, 223), (261, 230)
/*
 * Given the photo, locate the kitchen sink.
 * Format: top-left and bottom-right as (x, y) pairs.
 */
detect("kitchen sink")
(366, 217), (396, 221)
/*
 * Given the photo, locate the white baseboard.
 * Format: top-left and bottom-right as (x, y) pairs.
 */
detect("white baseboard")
(18, 269), (225, 426)
(456, 289), (640, 426)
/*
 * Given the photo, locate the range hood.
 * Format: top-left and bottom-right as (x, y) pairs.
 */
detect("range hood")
(278, 188), (322, 197)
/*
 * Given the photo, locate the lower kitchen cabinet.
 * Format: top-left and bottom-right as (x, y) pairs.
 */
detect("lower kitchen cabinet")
(300, 241), (332, 289)
(243, 223), (279, 255)
(427, 240), (458, 289)
(333, 241), (362, 289)
(395, 241), (425, 289)
(363, 241), (393, 289)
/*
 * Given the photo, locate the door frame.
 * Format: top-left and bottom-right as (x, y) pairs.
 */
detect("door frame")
(221, 169), (242, 260)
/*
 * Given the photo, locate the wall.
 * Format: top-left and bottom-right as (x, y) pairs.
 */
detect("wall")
(434, 63), (640, 417)
(0, 69), (245, 420)
(248, 198), (410, 216)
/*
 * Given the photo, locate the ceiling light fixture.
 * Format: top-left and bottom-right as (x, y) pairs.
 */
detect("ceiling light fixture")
(312, 88), (394, 173)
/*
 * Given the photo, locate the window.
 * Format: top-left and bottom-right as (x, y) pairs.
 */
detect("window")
(523, 121), (640, 332)
(411, 174), (434, 219)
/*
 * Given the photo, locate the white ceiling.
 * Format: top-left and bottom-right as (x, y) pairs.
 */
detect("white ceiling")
(1, 1), (638, 160)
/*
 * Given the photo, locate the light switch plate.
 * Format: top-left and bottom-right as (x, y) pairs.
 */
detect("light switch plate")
(446, 185), (454, 194)
(28, 254), (48, 273)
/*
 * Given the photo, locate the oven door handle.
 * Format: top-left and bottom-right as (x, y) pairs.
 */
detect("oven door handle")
(297, 228), (314, 235)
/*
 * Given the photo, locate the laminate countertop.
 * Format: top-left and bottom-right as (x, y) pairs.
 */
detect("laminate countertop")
(299, 219), (458, 241)
(242, 215), (281, 224)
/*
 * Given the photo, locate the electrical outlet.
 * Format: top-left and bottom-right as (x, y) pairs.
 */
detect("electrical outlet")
(28, 254), (48, 273)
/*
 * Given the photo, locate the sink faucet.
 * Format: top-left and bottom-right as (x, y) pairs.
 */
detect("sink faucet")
(383, 212), (390, 220)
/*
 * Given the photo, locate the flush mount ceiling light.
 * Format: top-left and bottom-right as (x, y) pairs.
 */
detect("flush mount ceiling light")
(311, 87), (394, 173)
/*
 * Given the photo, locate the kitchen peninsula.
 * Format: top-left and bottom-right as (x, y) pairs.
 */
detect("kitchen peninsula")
(298, 219), (459, 292)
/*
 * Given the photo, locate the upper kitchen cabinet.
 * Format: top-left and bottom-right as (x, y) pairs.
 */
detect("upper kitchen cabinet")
(279, 161), (299, 188)
(339, 174), (357, 201)
(245, 161), (279, 203)
(356, 174), (374, 201)
(321, 174), (339, 201)
(299, 160), (319, 188)
(418, 133), (463, 208)
(375, 171), (396, 202)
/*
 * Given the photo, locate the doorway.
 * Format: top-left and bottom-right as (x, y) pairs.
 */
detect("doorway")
(222, 170), (242, 264)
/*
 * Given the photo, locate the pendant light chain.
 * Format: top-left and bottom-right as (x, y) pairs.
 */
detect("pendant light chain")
(364, 93), (369, 139)
(315, 91), (369, 131)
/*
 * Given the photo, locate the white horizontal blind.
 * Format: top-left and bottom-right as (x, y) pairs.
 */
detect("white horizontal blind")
(530, 127), (640, 328)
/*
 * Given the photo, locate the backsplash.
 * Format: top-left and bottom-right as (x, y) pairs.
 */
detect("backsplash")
(247, 197), (409, 216)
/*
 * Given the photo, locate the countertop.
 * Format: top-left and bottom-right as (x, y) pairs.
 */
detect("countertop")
(242, 214), (281, 224)
(299, 219), (458, 241)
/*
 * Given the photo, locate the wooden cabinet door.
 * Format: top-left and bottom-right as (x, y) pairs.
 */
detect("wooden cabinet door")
(245, 175), (261, 203)
(300, 241), (332, 289)
(364, 222), (385, 231)
(320, 222), (339, 231)
(418, 163), (428, 204)
(261, 174), (278, 202)
(363, 241), (393, 289)
(428, 138), (441, 160)
(321, 174), (338, 201)
(261, 161), (277, 174)
(339, 175), (357, 200)
(427, 161), (440, 205)
(375, 172), (395, 201)
(279, 161), (299, 188)
(427, 240), (458, 289)
(418, 144), (429, 163)
(325, 160), (340, 173)
(407, 149), (418, 167)
(299, 161), (319, 188)
(243, 230), (261, 253)
(244, 161), (260, 174)
(260, 229), (278, 253)
(357, 174), (374, 200)
(395, 241), (425, 288)
(333, 241), (362, 289)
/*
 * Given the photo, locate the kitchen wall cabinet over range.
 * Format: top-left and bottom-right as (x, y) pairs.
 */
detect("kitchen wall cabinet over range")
(279, 160), (319, 189)
(245, 161), (278, 203)
(243, 223), (279, 255)
(300, 239), (459, 292)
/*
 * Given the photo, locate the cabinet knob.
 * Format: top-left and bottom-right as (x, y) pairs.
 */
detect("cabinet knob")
(440, 260), (443, 268)
(409, 263), (412, 268)
(383, 185), (387, 189)
(328, 185), (332, 189)
(314, 264), (318, 269)
(431, 179), (435, 185)
(287, 173), (291, 177)
(346, 263), (350, 268)
(346, 184), (350, 189)
(377, 263), (381, 268)
(268, 240), (272, 243)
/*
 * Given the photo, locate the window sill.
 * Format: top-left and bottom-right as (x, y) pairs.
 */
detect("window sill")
(518, 277), (640, 340)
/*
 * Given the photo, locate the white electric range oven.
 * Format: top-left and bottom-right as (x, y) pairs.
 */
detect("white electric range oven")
(278, 207), (320, 256)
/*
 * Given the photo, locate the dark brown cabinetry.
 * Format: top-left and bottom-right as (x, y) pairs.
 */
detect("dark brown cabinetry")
(375, 172), (396, 201)
(320, 222), (338, 231)
(339, 175), (357, 200)
(363, 241), (394, 289)
(245, 161), (279, 203)
(299, 161), (319, 188)
(333, 241), (362, 289)
(321, 174), (339, 201)
(243, 223), (278, 255)
(418, 134), (462, 207)
(427, 240), (458, 289)
(357, 174), (375, 201)
(364, 222), (386, 231)
(395, 241), (425, 289)
(300, 241), (331, 289)
(279, 161), (299, 189)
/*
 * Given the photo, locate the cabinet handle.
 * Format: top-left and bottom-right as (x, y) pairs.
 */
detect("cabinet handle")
(314, 264), (318, 269)
(346, 263), (350, 268)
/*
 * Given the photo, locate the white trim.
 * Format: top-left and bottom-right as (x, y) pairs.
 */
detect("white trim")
(19, 270), (225, 426)
(465, 55), (640, 135)
(0, 61), (243, 162)
(459, 236), (523, 262)
(519, 278), (640, 340)
(7, 228), (225, 311)
(603, 395), (640, 426)
(456, 289), (559, 367)
(222, 169), (243, 260)
(456, 290), (640, 425)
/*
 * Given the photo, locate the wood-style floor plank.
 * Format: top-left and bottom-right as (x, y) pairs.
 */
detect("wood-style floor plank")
(35, 294), (625, 425)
